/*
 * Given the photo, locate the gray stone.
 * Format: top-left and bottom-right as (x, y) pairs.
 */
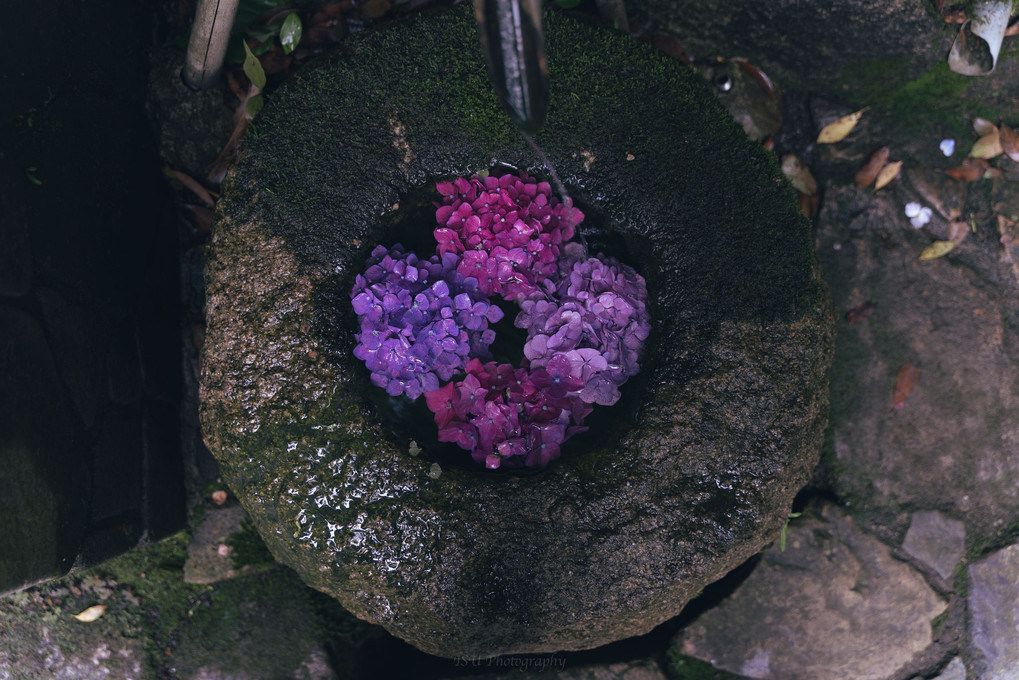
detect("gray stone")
(817, 178), (1019, 544)
(170, 570), (340, 680)
(446, 658), (667, 680)
(184, 504), (250, 585)
(902, 510), (966, 580)
(0, 573), (149, 680)
(933, 657), (967, 680)
(201, 5), (833, 658)
(969, 544), (1019, 680)
(673, 504), (946, 680)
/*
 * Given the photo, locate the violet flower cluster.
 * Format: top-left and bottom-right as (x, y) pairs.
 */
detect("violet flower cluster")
(351, 244), (503, 400)
(434, 174), (582, 301)
(515, 243), (651, 407)
(350, 172), (651, 470)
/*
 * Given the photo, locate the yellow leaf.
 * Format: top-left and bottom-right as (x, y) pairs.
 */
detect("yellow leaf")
(969, 128), (1003, 159)
(873, 161), (903, 191)
(817, 107), (869, 144)
(72, 605), (106, 622)
(918, 240), (956, 261)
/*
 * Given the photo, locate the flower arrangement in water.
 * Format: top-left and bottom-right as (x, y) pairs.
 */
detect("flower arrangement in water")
(351, 172), (650, 469)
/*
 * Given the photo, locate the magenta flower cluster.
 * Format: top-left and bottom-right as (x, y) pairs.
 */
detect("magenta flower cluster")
(425, 358), (592, 469)
(434, 174), (581, 300)
(350, 172), (650, 470)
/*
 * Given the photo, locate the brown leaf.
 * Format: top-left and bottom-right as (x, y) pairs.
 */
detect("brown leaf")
(945, 158), (991, 182)
(998, 214), (1019, 244)
(973, 117), (997, 136)
(892, 363), (918, 410)
(944, 9), (967, 23)
(781, 154), (817, 195)
(163, 167), (216, 207)
(844, 301), (875, 323)
(797, 192), (820, 219)
(855, 146), (889, 188)
(1001, 123), (1019, 162)
(948, 220), (970, 244)
(360, 0), (392, 19)
(817, 107), (868, 144)
(734, 59), (777, 97)
(1006, 22), (1019, 37)
(874, 160), (903, 191)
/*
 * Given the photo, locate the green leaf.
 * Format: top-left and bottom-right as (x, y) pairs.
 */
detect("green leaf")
(242, 41), (266, 89)
(245, 93), (264, 121)
(280, 12), (302, 55)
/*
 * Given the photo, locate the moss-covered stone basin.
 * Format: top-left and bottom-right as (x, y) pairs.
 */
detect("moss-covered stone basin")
(201, 5), (834, 657)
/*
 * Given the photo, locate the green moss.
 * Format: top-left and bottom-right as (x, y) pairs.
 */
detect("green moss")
(225, 517), (276, 570)
(843, 59), (999, 136)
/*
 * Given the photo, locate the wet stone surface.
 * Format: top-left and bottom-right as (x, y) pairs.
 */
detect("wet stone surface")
(816, 177), (1019, 545)
(673, 503), (947, 680)
(201, 3), (833, 659)
(968, 543), (1019, 680)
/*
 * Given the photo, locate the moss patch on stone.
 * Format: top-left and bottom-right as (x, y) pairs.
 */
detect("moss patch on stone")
(842, 58), (1001, 136)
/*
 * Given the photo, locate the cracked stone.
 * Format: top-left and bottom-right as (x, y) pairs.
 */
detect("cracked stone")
(673, 503), (946, 680)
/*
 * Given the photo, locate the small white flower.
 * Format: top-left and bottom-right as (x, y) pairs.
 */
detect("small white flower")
(905, 202), (922, 218)
(909, 206), (933, 229)
(939, 139), (956, 157)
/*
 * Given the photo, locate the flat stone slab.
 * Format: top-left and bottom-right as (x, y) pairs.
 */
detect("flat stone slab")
(902, 510), (966, 581)
(969, 544), (1019, 680)
(201, 5), (833, 657)
(673, 503), (946, 680)
(816, 178), (1019, 544)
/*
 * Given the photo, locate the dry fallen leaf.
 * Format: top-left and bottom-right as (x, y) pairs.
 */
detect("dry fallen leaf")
(844, 301), (875, 323)
(874, 161), (903, 191)
(797, 192), (820, 219)
(780, 154), (817, 195)
(998, 214), (1019, 244)
(948, 220), (970, 244)
(361, 0), (392, 18)
(945, 158), (991, 182)
(163, 167), (216, 208)
(918, 240), (957, 261)
(72, 605), (106, 623)
(817, 107), (868, 144)
(855, 147), (890, 188)
(973, 117), (997, 136)
(892, 363), (918, 410)
(969, 127), (1003, 159)
(1001, 124), (1019, 162)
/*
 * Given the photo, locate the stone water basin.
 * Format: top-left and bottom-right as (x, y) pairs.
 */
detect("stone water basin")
(200, 4), (834, 658)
